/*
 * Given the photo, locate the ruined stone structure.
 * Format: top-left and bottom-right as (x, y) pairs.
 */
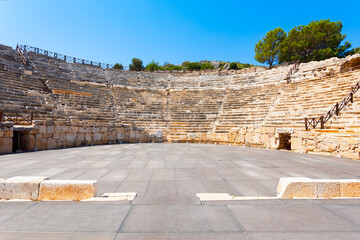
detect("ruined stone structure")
(1, 44), (360, 159)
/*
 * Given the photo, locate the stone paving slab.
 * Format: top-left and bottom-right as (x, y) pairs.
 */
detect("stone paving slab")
(0, 202), (131, 233)
(120, 205), (241, 233)
(0, 232), (116, 240)
(227, 204), (360, 232)
(114, 233), (247, 240)
(246, 232), (360, 240)
(0, 144), (360, 238)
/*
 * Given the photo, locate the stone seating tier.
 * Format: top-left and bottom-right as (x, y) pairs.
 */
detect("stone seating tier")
(1, 45), (360, 150)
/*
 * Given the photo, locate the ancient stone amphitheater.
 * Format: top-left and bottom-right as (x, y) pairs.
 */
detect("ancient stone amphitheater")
(1, 44), (360, 160)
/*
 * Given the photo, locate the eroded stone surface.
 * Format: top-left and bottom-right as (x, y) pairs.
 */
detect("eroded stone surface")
(0, 176), (48, 200)
(339, 180), (360, 197)
(278, 178), (360, 199)
(38, 180), (97, 201)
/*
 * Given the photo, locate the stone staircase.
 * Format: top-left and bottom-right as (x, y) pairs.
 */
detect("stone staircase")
(263, 70), (360, 129)
(0, 69), (53, 120)
(168, 89), (225, 141)
(214, 84), (281, 133)
(111, 87), (168, 135)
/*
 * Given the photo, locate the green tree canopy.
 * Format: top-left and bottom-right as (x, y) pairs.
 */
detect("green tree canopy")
(279, 20), (351, 63)
(113, 63), (124, 70)
(229, 62), (238, 70)
(144, 60), (160, 72)
(349, 47), (360, 55)
(187, 62), (201, 71)
(200, 62), (214, 70)
(129, 58), (144, 71)
(255, 27), (286, 68)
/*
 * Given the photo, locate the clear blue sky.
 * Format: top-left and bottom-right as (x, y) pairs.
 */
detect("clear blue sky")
(1, 0), (359, 67)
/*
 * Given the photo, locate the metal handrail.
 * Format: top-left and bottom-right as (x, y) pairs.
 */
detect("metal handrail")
(305, 80), (360, 130)
(16, 44), (27, 66)
(0, 111), (33, 125)
(285, 60), (300, 83)
(18, 44), (114, 69)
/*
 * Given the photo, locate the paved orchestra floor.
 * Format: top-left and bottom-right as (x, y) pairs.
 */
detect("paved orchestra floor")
(0, 143), (359, 239)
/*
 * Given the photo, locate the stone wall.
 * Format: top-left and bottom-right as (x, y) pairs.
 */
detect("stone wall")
(1, 44), (360, 160)
(0, 123), (13, 154)
(31, 120), (161, 151)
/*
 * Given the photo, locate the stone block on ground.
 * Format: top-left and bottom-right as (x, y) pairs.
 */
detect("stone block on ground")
(38, 180), (97, 201)
(339, 180), (360, 197)
(317, 180), (340, 198)
(0, 176), (49, 200)
(278, 178), (360, 199)
(277, 177), (317, 199)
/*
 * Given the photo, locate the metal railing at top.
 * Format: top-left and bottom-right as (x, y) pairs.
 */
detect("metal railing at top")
(285, 60), (300, 83)
(16, 44), (27, 66)
(305, 80), (360, 130)
(18, 44), (115, 69)
(0, 111), (33, 125)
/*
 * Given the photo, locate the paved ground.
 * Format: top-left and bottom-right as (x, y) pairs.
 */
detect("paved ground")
(0, 143), (360, 239)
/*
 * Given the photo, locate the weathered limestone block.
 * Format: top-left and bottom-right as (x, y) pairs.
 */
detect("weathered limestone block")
(38, 180), (97, 201)
(102, 132), (110, 142)
(0, 176), (48, 200)
(262, 127), (275, 134)
(291, 137), (303, 151)
(0, 138), (12, 154)
(85, 133), (92, 142)
(69, 126), (79, 133)
(93, 133), (103, 141)
(269, 137), (279, 149)
(35, 138), (47, 150)
(39, 125), (47, 134)
(296, 131), (309, 139)
(277, 177), (317, 199)
(77, 133), (85, 142)
(47, 126), (54, 134)
(47, 139), (57, 149)
(228, 129), (238, 143)
(278, 178), (360, 199)
(206, 132), (216, 142)
(66, 133), (77, 142)
(4, 130), (13, 138)
(340, 152), (360, 160)
(109, 129), (117, 141)
(339, 180), (360, 197)
(317, 180), (340, 198)
(92, 127), (100, 133)
(340, 142), (350, 151)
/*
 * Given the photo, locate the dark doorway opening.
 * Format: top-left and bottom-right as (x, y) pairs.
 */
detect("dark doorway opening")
(12, 130), (32, 153)
(278, 133), (291, 150)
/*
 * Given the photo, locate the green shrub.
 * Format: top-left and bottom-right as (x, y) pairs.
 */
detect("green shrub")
(144, 60), (160, 72)
(113, 63), (124, 70)
(170, 65), (182, 71)
(200, 62), (214, 70)
(129, 58), (144, 71)
(229, 62), (238, 70)
(181, 61), (190, 68)
(186, 62), (200, 71)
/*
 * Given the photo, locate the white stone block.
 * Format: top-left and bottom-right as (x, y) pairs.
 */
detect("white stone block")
(196, 193), (233, 202)
(38, 180), (97, 201)
(278, 178), (360, 199)
(277, 177), (310, 195)
(317, 180), (340, 198)
(277, 177), (317, 199)
(102, 192), (137, 201)
(339, 179), (360, 197)
(0, 176), (48, 200)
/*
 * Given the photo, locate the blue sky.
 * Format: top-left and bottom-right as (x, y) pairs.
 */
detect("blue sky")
(1, 0), (359, 67)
